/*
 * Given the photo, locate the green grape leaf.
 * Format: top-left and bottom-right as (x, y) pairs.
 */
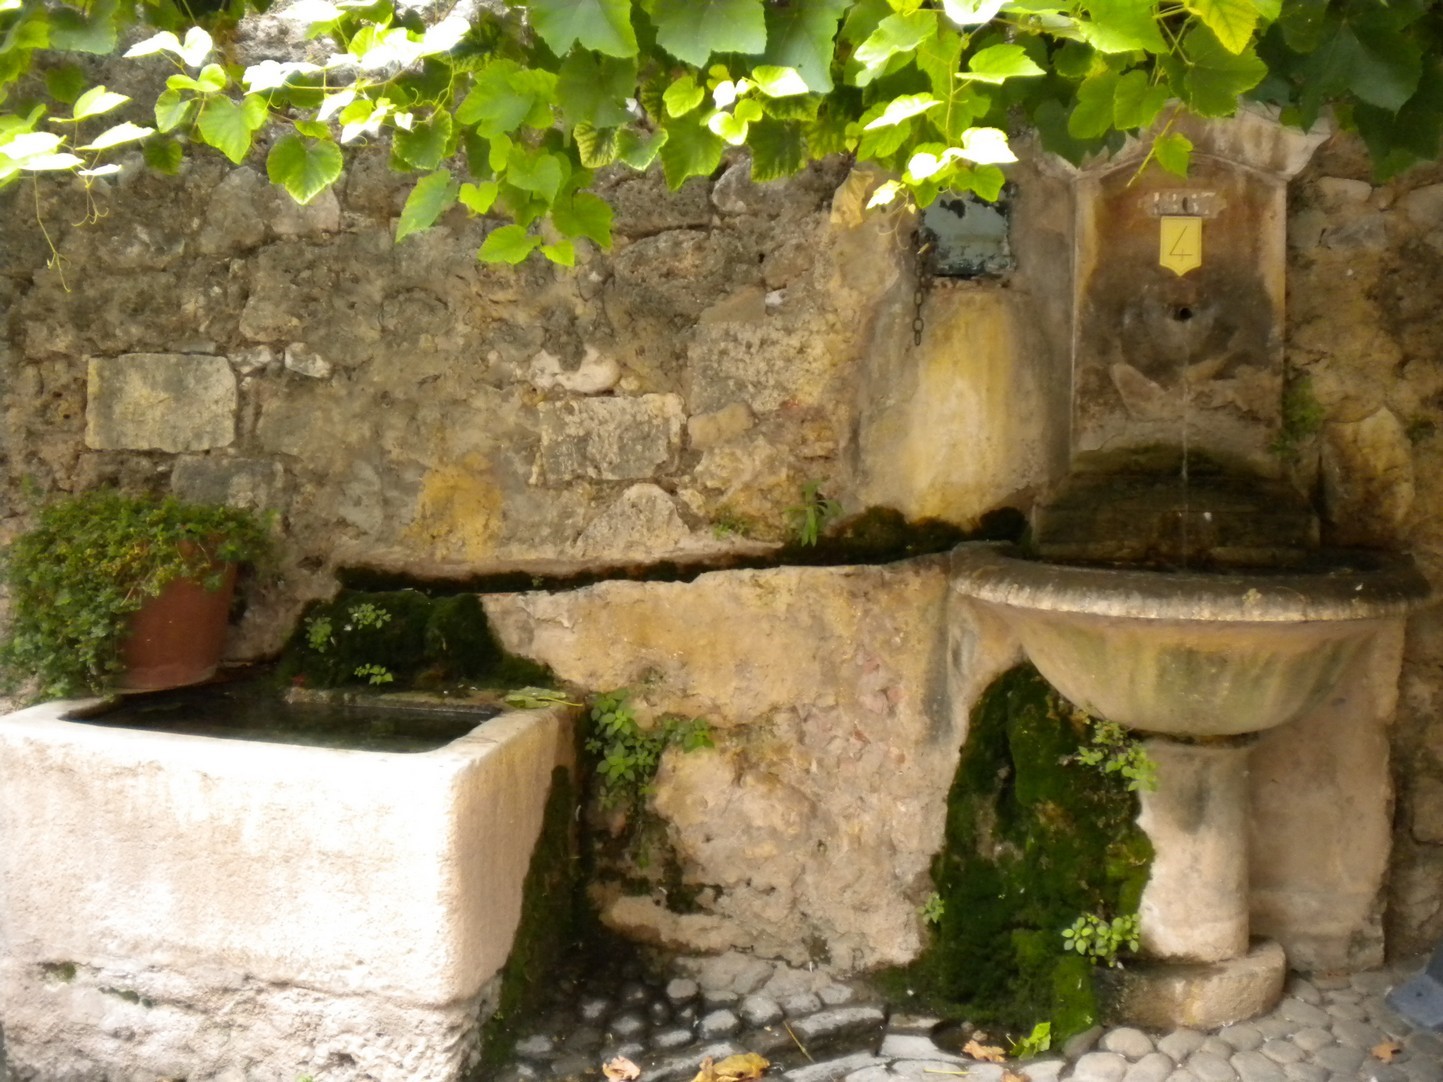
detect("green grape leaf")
(708, 109), (750, 145)
(664, 73), (706, 118)
(748, 118), (804, 182)
(646, 0), (766, 67)
(72, 85), (129, 121)
(143, 136), (184, 175)
(855, 11), (938, 78)
(78, 121), (153, 151)
(394, 110), (454, 170)
(1186, 0), (1259, 55)
(542, 239), (577, 266)
(479, 224), (542, 263)
(1152, 130), (1193, 176)
(863, 93), (941, 130)
(1068, 70), (1120, 138)
(196, 97), (254, 164)
(1113, 69), (1170, 130)
(506, 145), (566, 203)
(557, 50), (637, 128)
(49, 0), (118, 55)
(294, 120), (330, 139)
(961, 43), (1046, 83)
(617, 126), (667, 168)
(574, 123), (620, 167)
(963, 162), (1006, 201)
(458, 179), (500, 214)
(658, 115), (724, 188)
(528, 0), (637, 59)
(396, 169), (459, 242)
(763, 0), (850, 94)
(751, 66), (810, 98)
(45, 65), (89, 105)
(1078, 0), (1168, 54)
(154, 89), (192, 133)
(552, 190), (613, 246)
(457, 61), (552, 137)
(1346, 17), (1423, 113)
(266, 134), (344, 205)
(941, 0), (1004, 27)
(1182, 25), (1266, 117)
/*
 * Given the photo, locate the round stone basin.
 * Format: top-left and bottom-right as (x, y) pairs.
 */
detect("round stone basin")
(952, 543), (1431, 737)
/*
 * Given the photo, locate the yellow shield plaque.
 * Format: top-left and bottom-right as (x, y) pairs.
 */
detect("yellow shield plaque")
(1159, 215), (1203, 276)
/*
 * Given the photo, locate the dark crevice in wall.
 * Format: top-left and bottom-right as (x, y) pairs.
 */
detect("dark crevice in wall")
(337, 505), (1027, 596)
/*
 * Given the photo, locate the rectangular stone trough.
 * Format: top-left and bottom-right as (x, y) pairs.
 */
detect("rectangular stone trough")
(0, 699), (574, 1082)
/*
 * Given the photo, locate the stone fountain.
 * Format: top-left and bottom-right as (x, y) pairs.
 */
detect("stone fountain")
(952, 111), (1432, 1028)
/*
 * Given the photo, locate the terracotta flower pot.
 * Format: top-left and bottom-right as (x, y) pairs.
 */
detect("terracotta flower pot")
(118, 562), (238, 691)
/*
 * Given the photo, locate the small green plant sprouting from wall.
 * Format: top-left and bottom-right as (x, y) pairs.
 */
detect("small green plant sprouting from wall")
(353, 663), (395, 686)
(786, 483), (842, 547)
(919, 892), (946, 926)
(1010, 1021), (1052, 1058)
(1062, 912), (1141, 968)
(1065, 715), (1158, 793)
(1270, 372), (1326, 463)
(585, 690), (713, 810)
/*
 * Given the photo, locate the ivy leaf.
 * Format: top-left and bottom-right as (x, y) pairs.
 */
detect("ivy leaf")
(1113, 69), (1170, 130)
(763, 0), (850, 94)
(1186, 0), (1259, 55)
(658, 116), (724, 188)
(396, 169), (459, 242)
(557, 51), (637, 128)
(1182, 24), (1266, 117)
(855, 11), (938, 83)
(143, 137), (184, 175)
(458, 180), (500, 214)
(196, 97), (254, 164)
(266, 134), (343, 204)
(394, 111), (454, 170)
(479, 224), (542, 263)
(49, 0), (118, 55)
(940, 0), (1004, 27)
(552, 190), (613, 246)
(748, 118), (804, 181)
(664, 73), (706, 118)
(72, 85), (128, 121)
(960, 43), (1046, 83)
(527, 0), (638, 59)
(1152, 130), (1192, 176)
(1069, 70), (1120, 138)
(863, 93), (941, 130)
(752, 66), (810, 98)
(541, 239), (577, 266)
(1078, 0), (1168, 55)
(78, 121), (154, 151)
(646, 0), (767, 67)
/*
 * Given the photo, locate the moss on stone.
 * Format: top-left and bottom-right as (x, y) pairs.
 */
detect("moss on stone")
(281, 588), (554, 691)
(474, 765), (580, 1075)
(886, 664), (1152, 1040)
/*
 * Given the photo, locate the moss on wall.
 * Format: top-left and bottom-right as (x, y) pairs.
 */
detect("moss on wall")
(280, 589), (553, 690)
(888, 664), (1152, 1040)
(473, 765), (580, 1075)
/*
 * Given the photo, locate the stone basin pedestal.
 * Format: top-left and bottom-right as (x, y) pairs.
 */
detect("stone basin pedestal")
(952, 542), (1430, 1028)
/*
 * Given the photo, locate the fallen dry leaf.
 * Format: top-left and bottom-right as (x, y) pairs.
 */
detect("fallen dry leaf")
(603, 1054), (642, 1080)
(690, 1052), (770, 1082)
(1372, 1040), (1403, 1063)
(1002, 1071), (1029, 1082)
(963, 1038), (1008, 1063)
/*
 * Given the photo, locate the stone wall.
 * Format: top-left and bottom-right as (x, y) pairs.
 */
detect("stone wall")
(7, 123), (1443, 975)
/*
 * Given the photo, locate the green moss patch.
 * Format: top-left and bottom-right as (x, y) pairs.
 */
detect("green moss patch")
(281, 589), (553, 691)
(885, 664), (1152, 1040)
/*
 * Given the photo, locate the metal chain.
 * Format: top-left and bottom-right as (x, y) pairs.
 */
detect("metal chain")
(911, 228), (932, 347)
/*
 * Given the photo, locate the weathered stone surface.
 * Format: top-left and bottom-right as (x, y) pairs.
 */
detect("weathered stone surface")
(484, 559), (957, 971)
(284, 343), (334, 379)
(86, 353), (236, 451)
(534, 395), (685, 483)
(572, 483), (699, 561)
(171, 455), (286, 511)
(1103, 940), (1286, 1031)
(1321, 408), (1415, 545)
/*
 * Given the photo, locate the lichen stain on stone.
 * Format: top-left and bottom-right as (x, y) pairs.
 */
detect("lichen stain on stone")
(405, 456), (504, 561)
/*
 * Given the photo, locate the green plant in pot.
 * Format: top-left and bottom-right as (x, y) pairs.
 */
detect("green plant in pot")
(1, 490), (272, 699)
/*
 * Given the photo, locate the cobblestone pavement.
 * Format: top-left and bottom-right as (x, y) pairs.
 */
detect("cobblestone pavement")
(496, 951), (1442, 1082)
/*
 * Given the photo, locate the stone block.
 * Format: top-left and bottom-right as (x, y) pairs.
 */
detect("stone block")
(534, 394), (683, 483)
(86, 353), (237, 452)
(171, 456), (286, 512)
